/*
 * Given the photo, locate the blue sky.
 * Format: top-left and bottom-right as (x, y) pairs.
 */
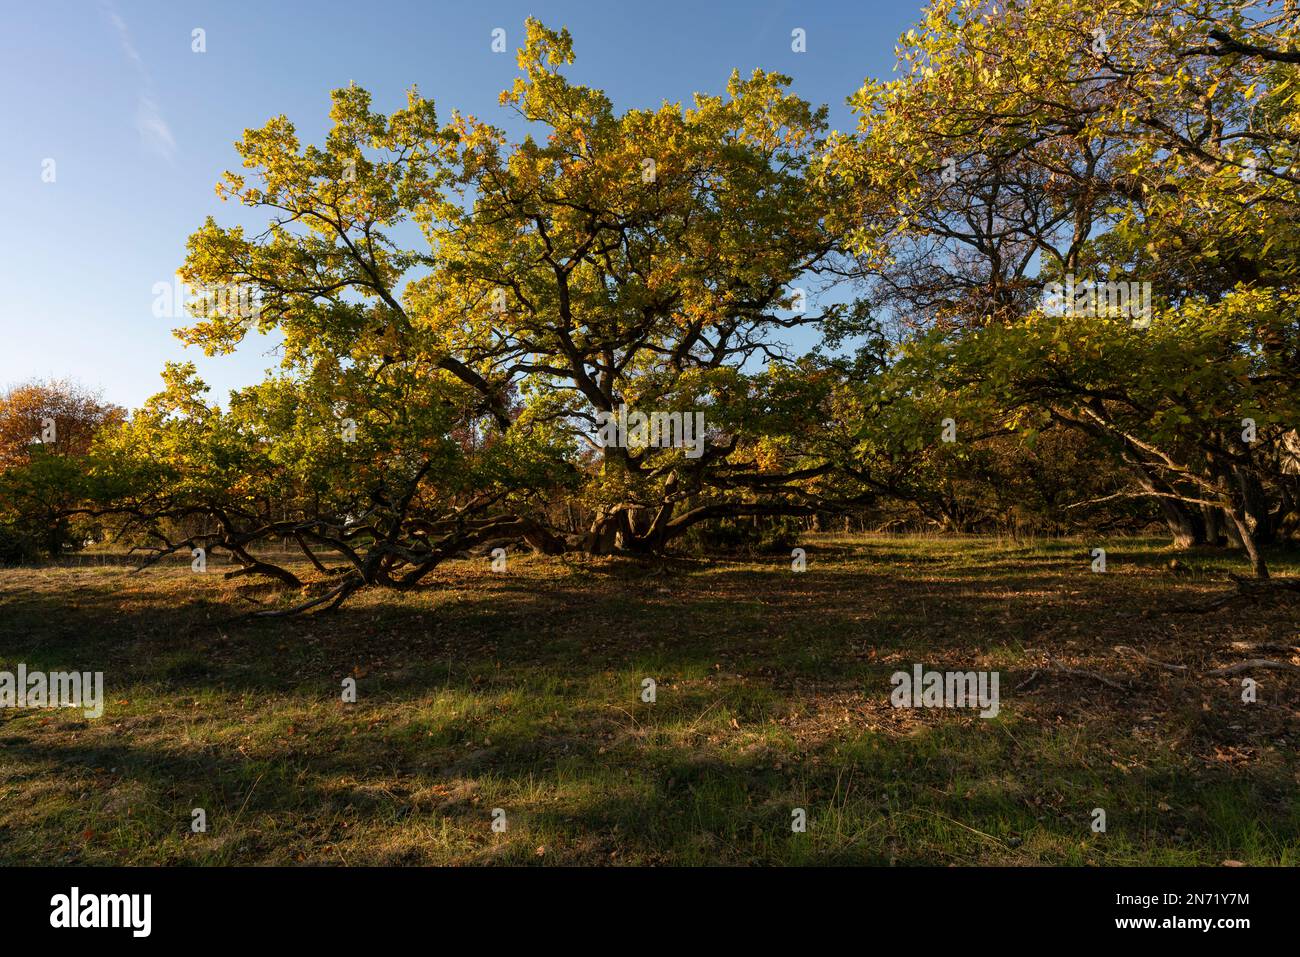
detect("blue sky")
(1, 0), (924, 409)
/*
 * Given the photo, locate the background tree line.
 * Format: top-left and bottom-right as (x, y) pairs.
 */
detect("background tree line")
(3, 1), (1298, 602)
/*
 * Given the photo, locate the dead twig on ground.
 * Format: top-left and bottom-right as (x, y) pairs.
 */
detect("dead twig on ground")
(1205, 658), (1300, 678)
(1114, 645), (1188, 672)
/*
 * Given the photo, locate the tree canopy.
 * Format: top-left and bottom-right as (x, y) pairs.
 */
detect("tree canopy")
(9, 3), (1298, 606)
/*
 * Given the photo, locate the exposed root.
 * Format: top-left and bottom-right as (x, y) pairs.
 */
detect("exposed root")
(237, 576), (362, 621)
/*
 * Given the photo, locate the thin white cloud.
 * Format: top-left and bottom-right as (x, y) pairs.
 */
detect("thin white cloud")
(101, 1), (176, 161)
(105, 9), (144, 70)
(135, 96), (176, 159)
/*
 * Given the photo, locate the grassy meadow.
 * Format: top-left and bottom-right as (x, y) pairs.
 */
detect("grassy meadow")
(1, 533), (1297, 865)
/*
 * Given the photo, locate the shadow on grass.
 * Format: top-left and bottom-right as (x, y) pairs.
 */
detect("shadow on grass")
(1, 535), (1297, 864)
(3, 703), (1296, 865)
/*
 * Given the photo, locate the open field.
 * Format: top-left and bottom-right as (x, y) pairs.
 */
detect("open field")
(1, 534), (1297, 866)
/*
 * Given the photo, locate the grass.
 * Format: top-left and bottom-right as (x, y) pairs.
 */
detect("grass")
(1, 533), (1297, 865)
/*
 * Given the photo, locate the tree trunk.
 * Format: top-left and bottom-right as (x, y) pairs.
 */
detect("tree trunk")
(1154, 496), (1205, 549)
(1236, 468), (1276, 545)
(1227, 509), (1269, 579)
(1201, 505), (1228, 546)
(1120, 455), (1206, 548)
(584, 508), (625, 555)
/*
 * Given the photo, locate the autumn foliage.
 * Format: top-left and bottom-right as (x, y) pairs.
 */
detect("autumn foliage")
(5, 4), (1299, 600)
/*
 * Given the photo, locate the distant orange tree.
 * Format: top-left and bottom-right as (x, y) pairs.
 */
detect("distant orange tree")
(0, 380), (125, 562)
